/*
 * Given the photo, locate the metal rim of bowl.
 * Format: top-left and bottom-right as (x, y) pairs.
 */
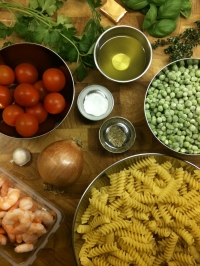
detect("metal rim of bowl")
(0, 42), (75, 139)
(94, 25), (153, 83)
(99, 116), (136, 153)
(144, 58), (200, 156)
(71, 152), (200, 265)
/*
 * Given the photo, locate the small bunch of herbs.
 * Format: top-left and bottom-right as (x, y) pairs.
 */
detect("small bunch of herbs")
(151, 20), (200, 62)
(0, 0), (105, 81)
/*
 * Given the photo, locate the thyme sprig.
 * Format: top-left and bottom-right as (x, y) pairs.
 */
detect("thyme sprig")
(152, 20), (200, 62)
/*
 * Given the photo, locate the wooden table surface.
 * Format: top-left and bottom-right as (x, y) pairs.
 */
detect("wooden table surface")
(0, 0), (200, 265)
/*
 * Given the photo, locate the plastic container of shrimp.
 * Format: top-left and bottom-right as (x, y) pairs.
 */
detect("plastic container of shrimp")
(0, 166), (65, 266)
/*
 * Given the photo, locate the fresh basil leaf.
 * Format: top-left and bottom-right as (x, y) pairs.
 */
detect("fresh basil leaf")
(158, 0), (182, 20)
(121, 0), (149, 10)
(180, 0), (192, 18)
(139, 5), (150, 15)
(148, 0), (166, 6)
(142, 4), (157, 31)
(148, 19), (176, 37)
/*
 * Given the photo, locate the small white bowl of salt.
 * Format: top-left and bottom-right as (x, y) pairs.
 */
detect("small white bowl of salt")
(77, 84), (114, 121)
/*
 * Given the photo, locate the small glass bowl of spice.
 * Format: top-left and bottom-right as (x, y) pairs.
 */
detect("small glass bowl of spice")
(99, 116), (136, 153)
(77, 84), (114, 121)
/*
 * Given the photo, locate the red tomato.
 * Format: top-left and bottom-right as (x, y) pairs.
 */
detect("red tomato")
(2, 104), (24, 126)
(14, 63), (38, 84)
(0, 65), (15, 86)
(14, 83), (40, 107)
(42, 68), (66, 92)
(59, 101), (71, 117)
(15, 113), (39, 137)
(44, 93), (66, 114)
(0, 85), (13, 109)
(33, 80), (49, 102)
(26, 102), (48, 124)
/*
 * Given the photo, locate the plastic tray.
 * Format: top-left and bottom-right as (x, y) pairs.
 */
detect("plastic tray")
(0, 166), (64, 266)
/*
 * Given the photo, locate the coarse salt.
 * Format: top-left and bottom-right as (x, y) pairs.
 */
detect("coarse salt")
(83, 92), (108, 116)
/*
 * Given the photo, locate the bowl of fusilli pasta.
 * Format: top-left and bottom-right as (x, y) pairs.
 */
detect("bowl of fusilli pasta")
(72, 153), (200, 266)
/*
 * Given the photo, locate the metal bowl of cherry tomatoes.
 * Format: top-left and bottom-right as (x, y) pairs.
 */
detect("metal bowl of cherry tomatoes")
(0, 43), (74, 139)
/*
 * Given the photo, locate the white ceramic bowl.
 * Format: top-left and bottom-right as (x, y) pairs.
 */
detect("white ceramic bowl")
(77, 84), (114, 121)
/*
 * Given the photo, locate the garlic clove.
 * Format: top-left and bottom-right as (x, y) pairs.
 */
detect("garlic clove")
(10, 148), (31, 166)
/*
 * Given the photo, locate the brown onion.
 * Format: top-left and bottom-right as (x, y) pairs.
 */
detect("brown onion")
(37, 139), (83, 188)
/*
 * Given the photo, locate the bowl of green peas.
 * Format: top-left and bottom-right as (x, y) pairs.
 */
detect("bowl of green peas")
(144, 58), (200, 155)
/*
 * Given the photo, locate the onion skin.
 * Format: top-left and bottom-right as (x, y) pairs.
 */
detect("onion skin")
(37, 139), (83, 188)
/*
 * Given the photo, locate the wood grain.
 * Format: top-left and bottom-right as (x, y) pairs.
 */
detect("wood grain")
(0, 1), (200, 265)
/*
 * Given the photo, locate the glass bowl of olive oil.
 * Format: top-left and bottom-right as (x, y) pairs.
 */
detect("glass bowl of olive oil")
(94, 25), (152, 83)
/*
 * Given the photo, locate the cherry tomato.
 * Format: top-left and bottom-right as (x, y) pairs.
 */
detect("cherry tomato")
(42, 68), (66, 92)
(14, 83), (40, 107)
(44, 92), (66, 114)
(15, 113), (39, 137)
(59, 101), (71, 117)
(26, 102), (48, 124)
(0, 85), (13, 109)
(0, 65), (15, 86)
(33, 80), (49, 102)
(14, 63), (39, 84)
(2, 104), (24, 126)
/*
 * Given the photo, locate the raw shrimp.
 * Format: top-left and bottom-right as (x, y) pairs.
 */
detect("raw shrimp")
(2, 208), (32, 234)
(22, 222), (47, 243)
(19, 197), (33, 210)
(16, 234), (23, 244)
(0, 175), (6, 187)
(0, 188), (21, 210)
(0, 227), (6, 234)
(0, 211), (6, 218)
(2, 224), (16, 243)
(0, 234), (7, 245)
(1, 180), (14, 197)
(34, 209), (54, 226)
(14, 243), (34, 253)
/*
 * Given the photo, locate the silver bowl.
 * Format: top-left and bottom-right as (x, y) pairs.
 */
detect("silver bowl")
(72, 153), (199, 265)
(99, 116), (136, 153)
(0, 43), (75, 139)
(94, 25), (152, 83)
(144, 58), (200, 155)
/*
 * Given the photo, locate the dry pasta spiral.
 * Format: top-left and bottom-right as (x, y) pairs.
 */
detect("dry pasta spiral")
(76, 156), (200, 266)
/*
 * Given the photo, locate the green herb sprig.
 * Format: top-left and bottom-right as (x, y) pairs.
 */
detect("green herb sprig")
(0, 0), (105, 81)
(151, 20), (200, 62)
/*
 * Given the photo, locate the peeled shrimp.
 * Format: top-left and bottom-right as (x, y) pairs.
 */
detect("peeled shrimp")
(16, 234), (23, 244)
(19, 197), (33, 210)
(0, 188), (21, 210)
(2, 208), (32, 234)
(0, 175), (6, 187)
(0, 234), (7, 245)
(14, 243), (34, 253)
(0, 227), (6, 234)
(1, 180), (14, 197)
(22, 222), (47, 243)
(0, 211), (6, 218)
(34, 209), (54, 226)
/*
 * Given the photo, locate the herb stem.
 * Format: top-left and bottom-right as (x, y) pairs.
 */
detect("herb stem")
(0, 2), (56, 28)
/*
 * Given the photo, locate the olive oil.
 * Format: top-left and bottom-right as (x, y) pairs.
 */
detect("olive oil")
(97, 36), (146, 81)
